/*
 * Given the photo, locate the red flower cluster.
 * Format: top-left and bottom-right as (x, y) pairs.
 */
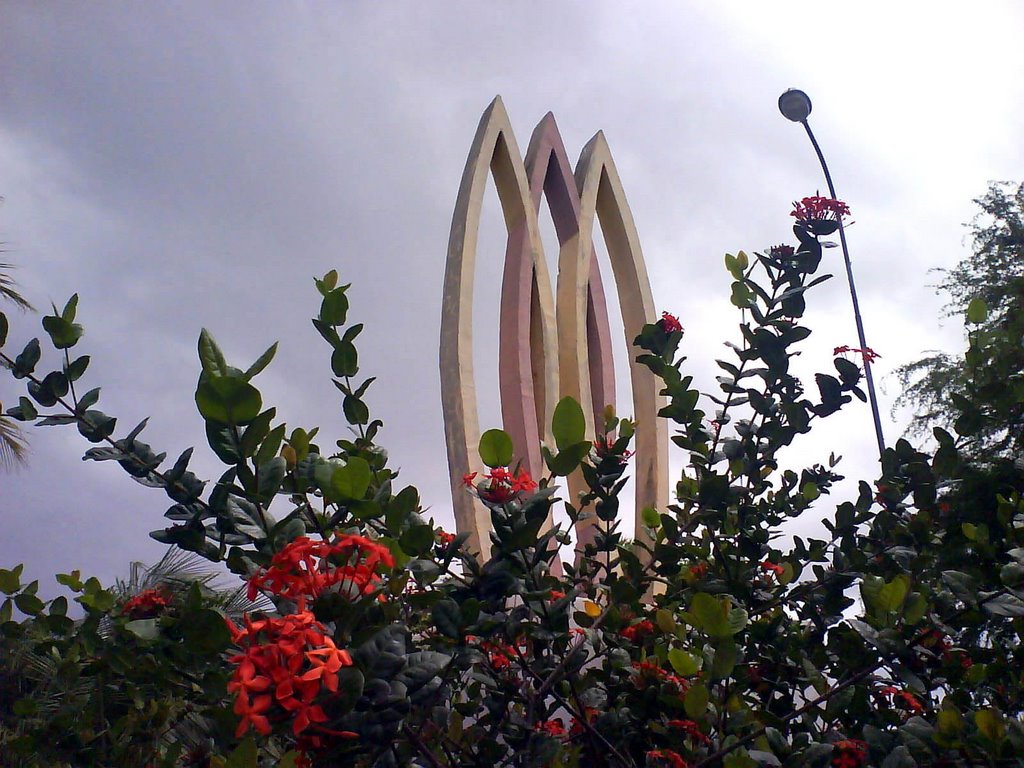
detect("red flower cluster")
(632, 661), (691, 697)
(647, 748), (688, 768)
(121, 587), (173, 619)
(833, 345), (881, 364)
(760, 560), (785, 579)
(620, 619), (655, 642)
(593, 434), (634, 463)
(225, 610), (354, 738)
(570, 706), (599, 736)
(790, 195), (851, 222)
(479, 639), (518, 671)
(769, 244), (795, 258)
(832, 739), (868, 768)
(535, 718), (566, 737)
(462, 467), (537, 504)
(689, 562), (709, 579)
(247, 535), (395, 604)
(436, 530), (456, 547)
(659, 311), (684, 334)
(666, 719), (710, 745)
(877, 686), (924, 713)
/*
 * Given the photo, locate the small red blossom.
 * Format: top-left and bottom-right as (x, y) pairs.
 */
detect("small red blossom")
(666, 719), (710, 745)
(647, 748), (688, 768)
(760, 560), (785, 578)
(436, 530), (456, 546)
(549, 589), (566, 601)
(769, 244), (795, 258)
(570, 706), (599, 735)
(877, 686), (924, 713)
(834, 345), (881, 364)
(121, 587), (173, 619)
(480, 640), (517, 671)
(632, 661), (691, 696)
(462, 472), (477, 487)
(535, 718), (566, 737)
(689, 562), (709, 579)
(832, 739), (868, 768)
(790, 195), (850, 222)
(593, 434), (634, 463)
(465, 466), (537, 504)
(620, 619), (655, 642)
(659, 311), (684, 334)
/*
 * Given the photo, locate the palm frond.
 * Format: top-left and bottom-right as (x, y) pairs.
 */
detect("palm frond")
(0, 261), (34, 312)
(0, 415), (29, 468)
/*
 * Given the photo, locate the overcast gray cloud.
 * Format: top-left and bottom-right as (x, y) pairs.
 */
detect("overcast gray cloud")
(2, 2), (1022, 591)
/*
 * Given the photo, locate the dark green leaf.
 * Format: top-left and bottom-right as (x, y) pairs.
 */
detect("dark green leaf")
(552, 396), (586, 450)
(479, 428), (514, 468)
(195, 376), (262, 425)
(243, 342), (278, 380)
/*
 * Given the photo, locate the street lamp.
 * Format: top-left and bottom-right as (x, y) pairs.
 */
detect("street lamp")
(778, 89), (887, 461)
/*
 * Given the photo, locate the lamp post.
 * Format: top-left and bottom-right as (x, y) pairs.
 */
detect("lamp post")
(778, 89), (886, 461)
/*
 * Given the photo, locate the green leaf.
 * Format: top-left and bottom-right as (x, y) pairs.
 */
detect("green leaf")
(195, 376), (262, 425)
(225, 737), (259, 768)
(545, 441), (592, 477)
(668, 648), (700, 676)
(801, 482), (820, 501)
(400, 524), (435, 557)
(182, 608), (231, 654)
(479, 428), (514, 468)
(65, 355), (90, 381)
(320, 288), (349, 326)
(974, 708), (1004, 740)
(966, 297), (988, 324)
(877, 574), (910, 612)
(0, 312), (7, 347)
(244, 342), (278, 380)
(0, 568), (21, 594)
(711, 639), (738, 679)
(197, 329), (229, 377)
(684, 682), (709, 719)
(125, 618), (160, 641)
(331, 457), (372, 499)
(332, 342), (359, 377)
(342, 394), (369, 425)
(552, 396), (586, 450)
(239, 408), (276, 458)
(690, 592), (731, 638)
(42, 312), (83, 349)
(12, 338), (40, 378)
(641, 506), (660, 529)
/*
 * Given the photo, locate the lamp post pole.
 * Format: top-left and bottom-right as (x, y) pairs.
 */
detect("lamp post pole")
(778, 89), (886, 461)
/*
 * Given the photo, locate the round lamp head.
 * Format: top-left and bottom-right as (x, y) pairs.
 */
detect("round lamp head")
(778, 89), (812, 122)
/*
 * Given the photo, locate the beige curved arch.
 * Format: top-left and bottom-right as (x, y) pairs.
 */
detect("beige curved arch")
(440, 97), (559, 561)
(558, 131), (670, 550)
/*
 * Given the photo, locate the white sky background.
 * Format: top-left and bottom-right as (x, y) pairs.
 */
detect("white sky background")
(1, 2), (1021, 591)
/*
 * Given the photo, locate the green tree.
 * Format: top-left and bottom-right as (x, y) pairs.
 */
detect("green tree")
(894, 181), (1024, 463)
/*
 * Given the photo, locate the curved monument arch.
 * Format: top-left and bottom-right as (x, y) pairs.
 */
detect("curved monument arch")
(441, 98), (668, 561)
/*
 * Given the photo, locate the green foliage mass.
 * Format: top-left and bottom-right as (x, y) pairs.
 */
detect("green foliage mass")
(894, 181), (1024, 464)
(1, 210), (1022, 768)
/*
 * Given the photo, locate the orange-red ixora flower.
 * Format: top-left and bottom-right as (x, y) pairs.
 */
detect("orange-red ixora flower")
(225, 609), (354, 738)
(831, 739), (868, 768)
(464, 466), (537, 504)
(877, 686), (924, 714)
(549, 589), (566, 601)
(535, 718), (566, 737)
(833, 345), (881, 364)
(659, 311), (683, 334)
(593, 434), (634, 463)
(121, 587), (173, 620)
(790, 195), (850, 222)
(247, 534), (395, 604)
(620, 619), (655, 642)
(436, 530), (456, 546)
(760, 561), (785, 578)
(646, 748), (688, 768)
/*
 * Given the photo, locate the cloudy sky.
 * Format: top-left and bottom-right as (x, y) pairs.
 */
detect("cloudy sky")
(2, 2), (1022, 592)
